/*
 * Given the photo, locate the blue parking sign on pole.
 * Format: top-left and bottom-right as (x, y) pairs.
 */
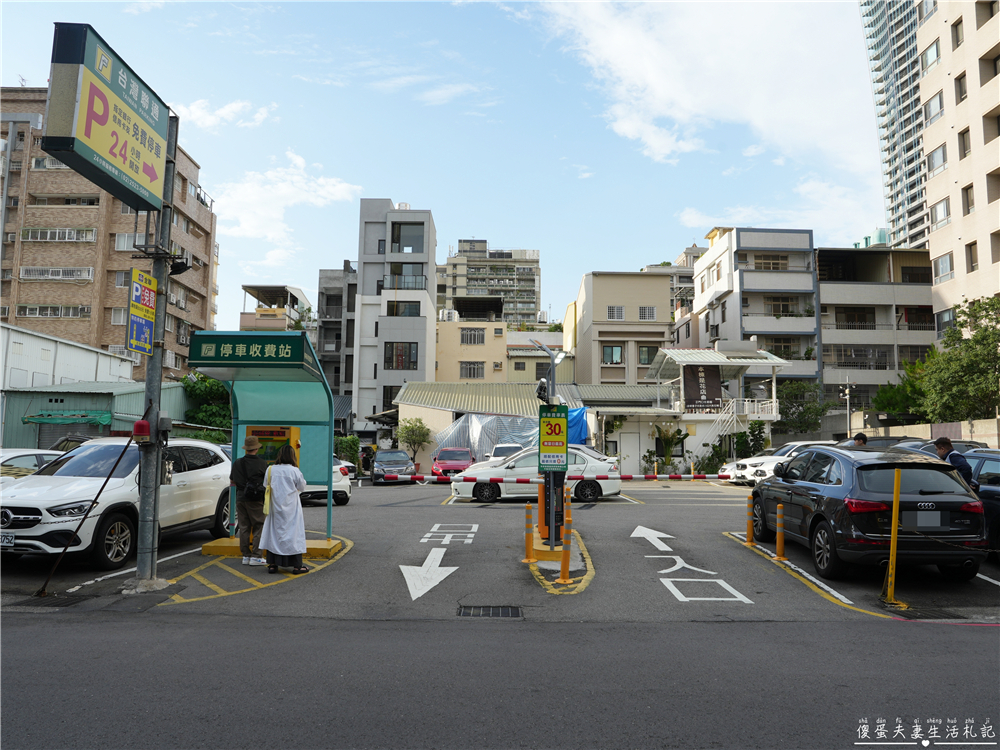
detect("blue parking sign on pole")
(128, 268), (156, 357)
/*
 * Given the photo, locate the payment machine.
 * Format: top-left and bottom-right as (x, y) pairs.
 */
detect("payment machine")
(245, 425), (301, 466)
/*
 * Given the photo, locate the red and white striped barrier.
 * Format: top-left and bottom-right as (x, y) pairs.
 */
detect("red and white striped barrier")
(377, 474), (732, 483)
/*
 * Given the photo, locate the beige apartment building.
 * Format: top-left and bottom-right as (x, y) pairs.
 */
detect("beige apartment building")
(916, 1), (1000, 335)
(2, 87), (219, 381)
(435, 320), (509, 382)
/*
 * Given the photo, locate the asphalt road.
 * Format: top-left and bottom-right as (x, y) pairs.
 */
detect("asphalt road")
(3, 480), (998, 750)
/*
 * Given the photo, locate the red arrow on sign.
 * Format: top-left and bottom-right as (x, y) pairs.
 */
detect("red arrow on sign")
(142, 162), (158, 182)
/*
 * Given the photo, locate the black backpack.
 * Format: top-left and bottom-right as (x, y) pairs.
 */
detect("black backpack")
(243, 461), (266, 502)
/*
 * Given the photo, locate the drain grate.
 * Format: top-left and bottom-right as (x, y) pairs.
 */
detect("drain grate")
(458, 605), (522, 618)
(13, 595), (95, 608)
(888, 607), (966, 620)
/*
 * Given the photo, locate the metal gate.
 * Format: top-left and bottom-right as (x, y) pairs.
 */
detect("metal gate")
(37, 422), (104, 450)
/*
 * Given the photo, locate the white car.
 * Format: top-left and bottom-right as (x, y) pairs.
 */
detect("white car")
(0, 437), (232, 569)
(740, 440), (837, 484)
(484, 443), (524, 461)
(0, 448), (64, 485)
(451, 445), (621, 503)
(299, 457), (353, 506)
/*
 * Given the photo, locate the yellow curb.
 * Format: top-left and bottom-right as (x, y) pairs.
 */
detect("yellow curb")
(201, 535), (343, 559)
(528, 530), (595, 595)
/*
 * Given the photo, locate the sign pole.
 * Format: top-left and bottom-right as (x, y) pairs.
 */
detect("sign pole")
(136, 113), (177, 580)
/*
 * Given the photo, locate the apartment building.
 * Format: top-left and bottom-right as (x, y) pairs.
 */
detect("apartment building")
(436, 239), (541, 326)
(861, 0), (929, 249)
(351, 199), (437, 439)
(916, 0), (1000, 334)
(1, 87), (220, 381)
(506, 330), (574, 384)
(436, 320), (509, 383)
(316, 261), (358, 396)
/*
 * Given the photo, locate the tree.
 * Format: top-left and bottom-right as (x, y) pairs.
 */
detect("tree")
(547, 322), (563, 332)
(772, 381), (831, 434)
(871, 352), (935, 419)
(652, 425), (688, 460)
(182, 373), (232, 429)
(335, 435), (360, 471)
(396, 418), (431, 460)
(920, 296), (1000, 422)
(748, 420), (766, 455)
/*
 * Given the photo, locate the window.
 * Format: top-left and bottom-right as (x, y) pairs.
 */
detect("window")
(920, 39), (940, 74)
(764, 337), (797, 356)
(114, 233), (145, 251)
(391, 223), (424, 254)
(20, 228), (96, 242)
(955, 73), (968, 103)
(514, 361), (526, 371)
(685, 322), (691, 339)
(386, 301), (420, 317)
(607, 305), (624, 321)
(165, 313), (175, 332)
(967, 242), (979, 272)
(535, 362), (549, 380)
(699, 276), (705, 293)
(926, 144), (947, 177)
(460, 328), (485, 345)
(638, 345), (658, 365)
(923, 91), (944, 125)
(715, 263), (721, 281)
(602, 345), (623, 365)
(802, 453), (836, 484)
(962, 185), (975, 215)
(638, 306), (656, 321)
(377, 239), (385, 254)
(952, 18), (964, 48)
(111, 308), (127, 325)
(935, 308), (955, 338)
(16, 305), (61, 318)
(121, 203), (146, 215)
(382, 385), (401, 411)
(899, 345), (933, 365)
(494, 328), (503, 336)
(164, 350), (180, 370)
(705, 316), (710, 332)
(929, 198), (951, 231)
(721, 300), (727, 324)
(19, 267), (94, 281)
(901, 266), (932, 284)
(958, 129), (971, 159)
(741, 296), (749, 308)
(460, 361), (485, 379)
(384, 342), (418, 370)
(754, 254), (788, 271)
(764, 296), (797, 315)
(783, 453), (812, 481)
(932, 253), (954, 284)
(6, 197), (18, 208)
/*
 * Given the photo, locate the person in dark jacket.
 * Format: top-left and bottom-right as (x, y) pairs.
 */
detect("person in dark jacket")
(853, 433), (868, 446)
(230, 435), (268, 565)
(934, 437), (978, 492)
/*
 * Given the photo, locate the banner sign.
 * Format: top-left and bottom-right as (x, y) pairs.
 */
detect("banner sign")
(42, 23), (168, 211)
(684, 365), (723, 409)
(538, 404), (568, 472)
(128, 268), (156, 357)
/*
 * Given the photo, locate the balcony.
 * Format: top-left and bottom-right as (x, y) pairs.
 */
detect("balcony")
(823, 358), (896, 371)
(383, 275), (427, 291)
(319, 340), (342, 358)
(742, 313), (817, 334)
(741, 268), (813, 293)
(319, 306), (343, 319)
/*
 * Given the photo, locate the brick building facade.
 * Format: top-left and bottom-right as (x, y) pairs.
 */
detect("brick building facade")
(2, 87), (219, 381)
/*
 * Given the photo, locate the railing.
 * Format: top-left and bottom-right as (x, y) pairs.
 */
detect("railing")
(821, 322), (894, 330)
(321, 341), (342, 353)
(20, 267), (94, 281)
(383, 275), (427, 290)
(319, 306), (343, 319)
(823, 360), (896, 370)
(897, 322), (935, 331)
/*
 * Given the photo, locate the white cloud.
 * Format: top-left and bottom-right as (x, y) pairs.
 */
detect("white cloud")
(213, 149), (363, 244)
(293, 75), (346, 87)
(573, 164), (594, 179)
(370, 74), (436, 93)
(772, 156), (786, 167)
(237, 103), (279, 128)
(123, 2), (163, 14)
(416, 83), (481, 106)
(170, 99), (278, 130)
(742, 144), (765, 158)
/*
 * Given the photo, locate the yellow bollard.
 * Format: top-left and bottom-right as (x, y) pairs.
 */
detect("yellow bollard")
(556, 498), (573, 583)
(881, 468), (907, 608)
(564, 485), (572, 526)
(745, 496), (755, 545)
(522, 503), (537, 563)
(775, 503), (787, 560)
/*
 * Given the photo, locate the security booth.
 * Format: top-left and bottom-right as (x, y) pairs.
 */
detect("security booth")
(188, 330), (341, 557)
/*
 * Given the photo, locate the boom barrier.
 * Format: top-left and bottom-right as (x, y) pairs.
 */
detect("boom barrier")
(377, 474), (733, 483)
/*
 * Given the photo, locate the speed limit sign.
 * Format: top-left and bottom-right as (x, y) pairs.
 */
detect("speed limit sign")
(538, 404), (568, 472)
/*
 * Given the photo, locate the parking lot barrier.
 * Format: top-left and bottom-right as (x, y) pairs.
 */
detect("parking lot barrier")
(745, 496), (754, 546)
(379, 473), (732, 483)
(557, 498), (573, 584)
(775, 503), (788, 560)
(522, 503), (538, 563)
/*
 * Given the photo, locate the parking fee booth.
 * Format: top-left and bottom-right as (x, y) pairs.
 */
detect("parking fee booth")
(188, 330), (341, 558)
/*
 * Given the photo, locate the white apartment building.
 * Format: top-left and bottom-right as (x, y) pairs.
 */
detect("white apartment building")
(436, 239), (541, 325)
(916, 0), (1000, 334)
(351, 199), (437, 440)
(861, 0), (929, 249)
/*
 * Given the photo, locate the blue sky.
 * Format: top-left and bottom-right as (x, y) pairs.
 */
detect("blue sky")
(2, 2), (884, 331)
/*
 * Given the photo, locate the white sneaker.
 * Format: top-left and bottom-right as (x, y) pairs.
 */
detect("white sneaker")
(242, 556), (251, 565)
(248, 557), (267, 566)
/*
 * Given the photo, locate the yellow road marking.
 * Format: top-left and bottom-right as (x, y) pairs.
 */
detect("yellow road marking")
(190, 572), (228, 595)
(441, 494), (455, 505)
(723, 532), (894, 619)
(528, 531), (596, 595)
(618, 494), (644, 504)
(221, 563), (267, 587)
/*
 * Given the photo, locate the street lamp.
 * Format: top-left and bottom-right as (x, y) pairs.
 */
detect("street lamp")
(530, 339), (566, 404)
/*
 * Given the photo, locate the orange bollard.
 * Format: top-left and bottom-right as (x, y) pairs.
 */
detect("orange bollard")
(556, 498), (573, 583)
(522, 503), (537, 563)
(564, 485), (572, 526)
(745, 496), (755, 545)
(775, 503), (788, 560)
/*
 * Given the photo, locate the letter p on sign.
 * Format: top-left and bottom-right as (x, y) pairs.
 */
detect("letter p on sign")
(85, 83), (109, 139)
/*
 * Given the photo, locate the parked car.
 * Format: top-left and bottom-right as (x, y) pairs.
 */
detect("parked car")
(963, 451), (1000, 561)
(371, 450), (416, 485)
(835, 436), (922, 449)
(432, 448), (477, 477)
(891, 439), (989, 455)
(0, 449), (64, 485)
(739, 441), (837, 485)
(485, 443), (524, 461)
(0, 438), (232, 569)
(47, 434), (96, 452)
(299, 457), (353, 506)
(451, 445), (620, 503)
(751, 446), (987, 580)
(720, 448), (777, 486)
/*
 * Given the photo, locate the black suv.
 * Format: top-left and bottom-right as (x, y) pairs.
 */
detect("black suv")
(752, 446), (987, 580)
(964, 450), (1000, 561)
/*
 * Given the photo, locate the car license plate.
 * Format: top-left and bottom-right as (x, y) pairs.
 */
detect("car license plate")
(900, 511), (943, 529)
(0, 532), (15, 548)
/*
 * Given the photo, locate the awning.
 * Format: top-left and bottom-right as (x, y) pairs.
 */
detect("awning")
(369, 408), (399, 426)
(22, 410), (112, 426)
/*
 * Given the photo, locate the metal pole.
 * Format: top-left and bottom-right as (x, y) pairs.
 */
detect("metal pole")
(136, 114), (178, 580)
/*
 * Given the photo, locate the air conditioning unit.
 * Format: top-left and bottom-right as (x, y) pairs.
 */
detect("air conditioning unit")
(169, 293), (177, 304)
(493, 362), (503, 370)
(178, 334), (188, 345)
(177, 300), (186, 310)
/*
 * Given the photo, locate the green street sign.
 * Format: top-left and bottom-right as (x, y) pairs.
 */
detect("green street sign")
(538, 404), (568, 472)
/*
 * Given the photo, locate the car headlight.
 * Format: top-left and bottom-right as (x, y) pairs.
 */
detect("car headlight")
(748, 462), (763, 468)
(404, 464), (415, 473)
(49, 500), (95, 517)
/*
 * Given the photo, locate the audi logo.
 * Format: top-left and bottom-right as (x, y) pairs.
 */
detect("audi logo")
(0, 508), (11, 529)
(917, 502), (936, 510)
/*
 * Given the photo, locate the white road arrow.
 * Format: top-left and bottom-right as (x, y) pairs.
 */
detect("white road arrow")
(630, 525), (675, 551)
(400, 547), (458, 601)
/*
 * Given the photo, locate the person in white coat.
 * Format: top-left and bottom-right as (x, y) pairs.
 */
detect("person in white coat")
(259, 444), (309, 574)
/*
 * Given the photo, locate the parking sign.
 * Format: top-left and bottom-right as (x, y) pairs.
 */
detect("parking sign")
(538, 404), (568, 472)
(128, 268), (156, 357)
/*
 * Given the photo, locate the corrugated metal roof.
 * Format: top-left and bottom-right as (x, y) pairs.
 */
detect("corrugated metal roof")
(332, 395), (353, 420)
(395, 381), (583, 417)
(644, 348), (788, 380)
(573, 384), (677, 403)
(11, 381), (185, 395)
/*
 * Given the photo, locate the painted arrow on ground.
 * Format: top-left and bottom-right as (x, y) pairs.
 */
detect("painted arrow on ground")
(630, 525), (675, 551)
(400, 547), (458, 601)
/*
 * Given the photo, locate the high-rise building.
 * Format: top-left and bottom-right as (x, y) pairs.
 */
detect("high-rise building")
(860, 0), (929, 249)
(436, 239), (541, 326)
(351, 199), (437, 440)
(915, 0), (1000, 335)
(316, 261), (358, 396)
(1, 87), (220, 381)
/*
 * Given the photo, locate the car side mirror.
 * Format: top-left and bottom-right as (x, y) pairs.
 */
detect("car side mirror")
(773, 462), (786, 478)
(161, 460), (174, 485)
(485, 454), (491, 460)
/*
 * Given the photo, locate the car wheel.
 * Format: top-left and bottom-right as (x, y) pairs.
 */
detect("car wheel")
(334, 495), (350, 506)
(811, 520), (847, 580)
(92, 512), (135, 570)
(574, 480), (602, 502)
(474, 483), (500, 503)
(752, 497), (775, 542)
(210, 492), (231, 539)
(937, 563), (980, 581)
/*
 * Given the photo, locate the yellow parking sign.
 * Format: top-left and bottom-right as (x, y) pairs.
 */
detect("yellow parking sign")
(538, 404), (568, 472)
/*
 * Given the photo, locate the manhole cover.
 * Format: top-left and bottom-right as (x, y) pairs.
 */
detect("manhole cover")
(13, 595), (96, 608)
(458, 606), (522, 618)
(888, 607), (966, 620)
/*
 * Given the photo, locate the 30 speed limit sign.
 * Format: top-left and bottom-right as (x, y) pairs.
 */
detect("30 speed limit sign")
(538, 404), (568, 472)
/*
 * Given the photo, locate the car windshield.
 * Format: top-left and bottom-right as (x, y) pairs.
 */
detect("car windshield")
(438, 449), (471, 461)
(856, 466), (968, 494)
(377, 451), (410, 462)
(36, 443), (141, 479)
(491, 445), (522, 458)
